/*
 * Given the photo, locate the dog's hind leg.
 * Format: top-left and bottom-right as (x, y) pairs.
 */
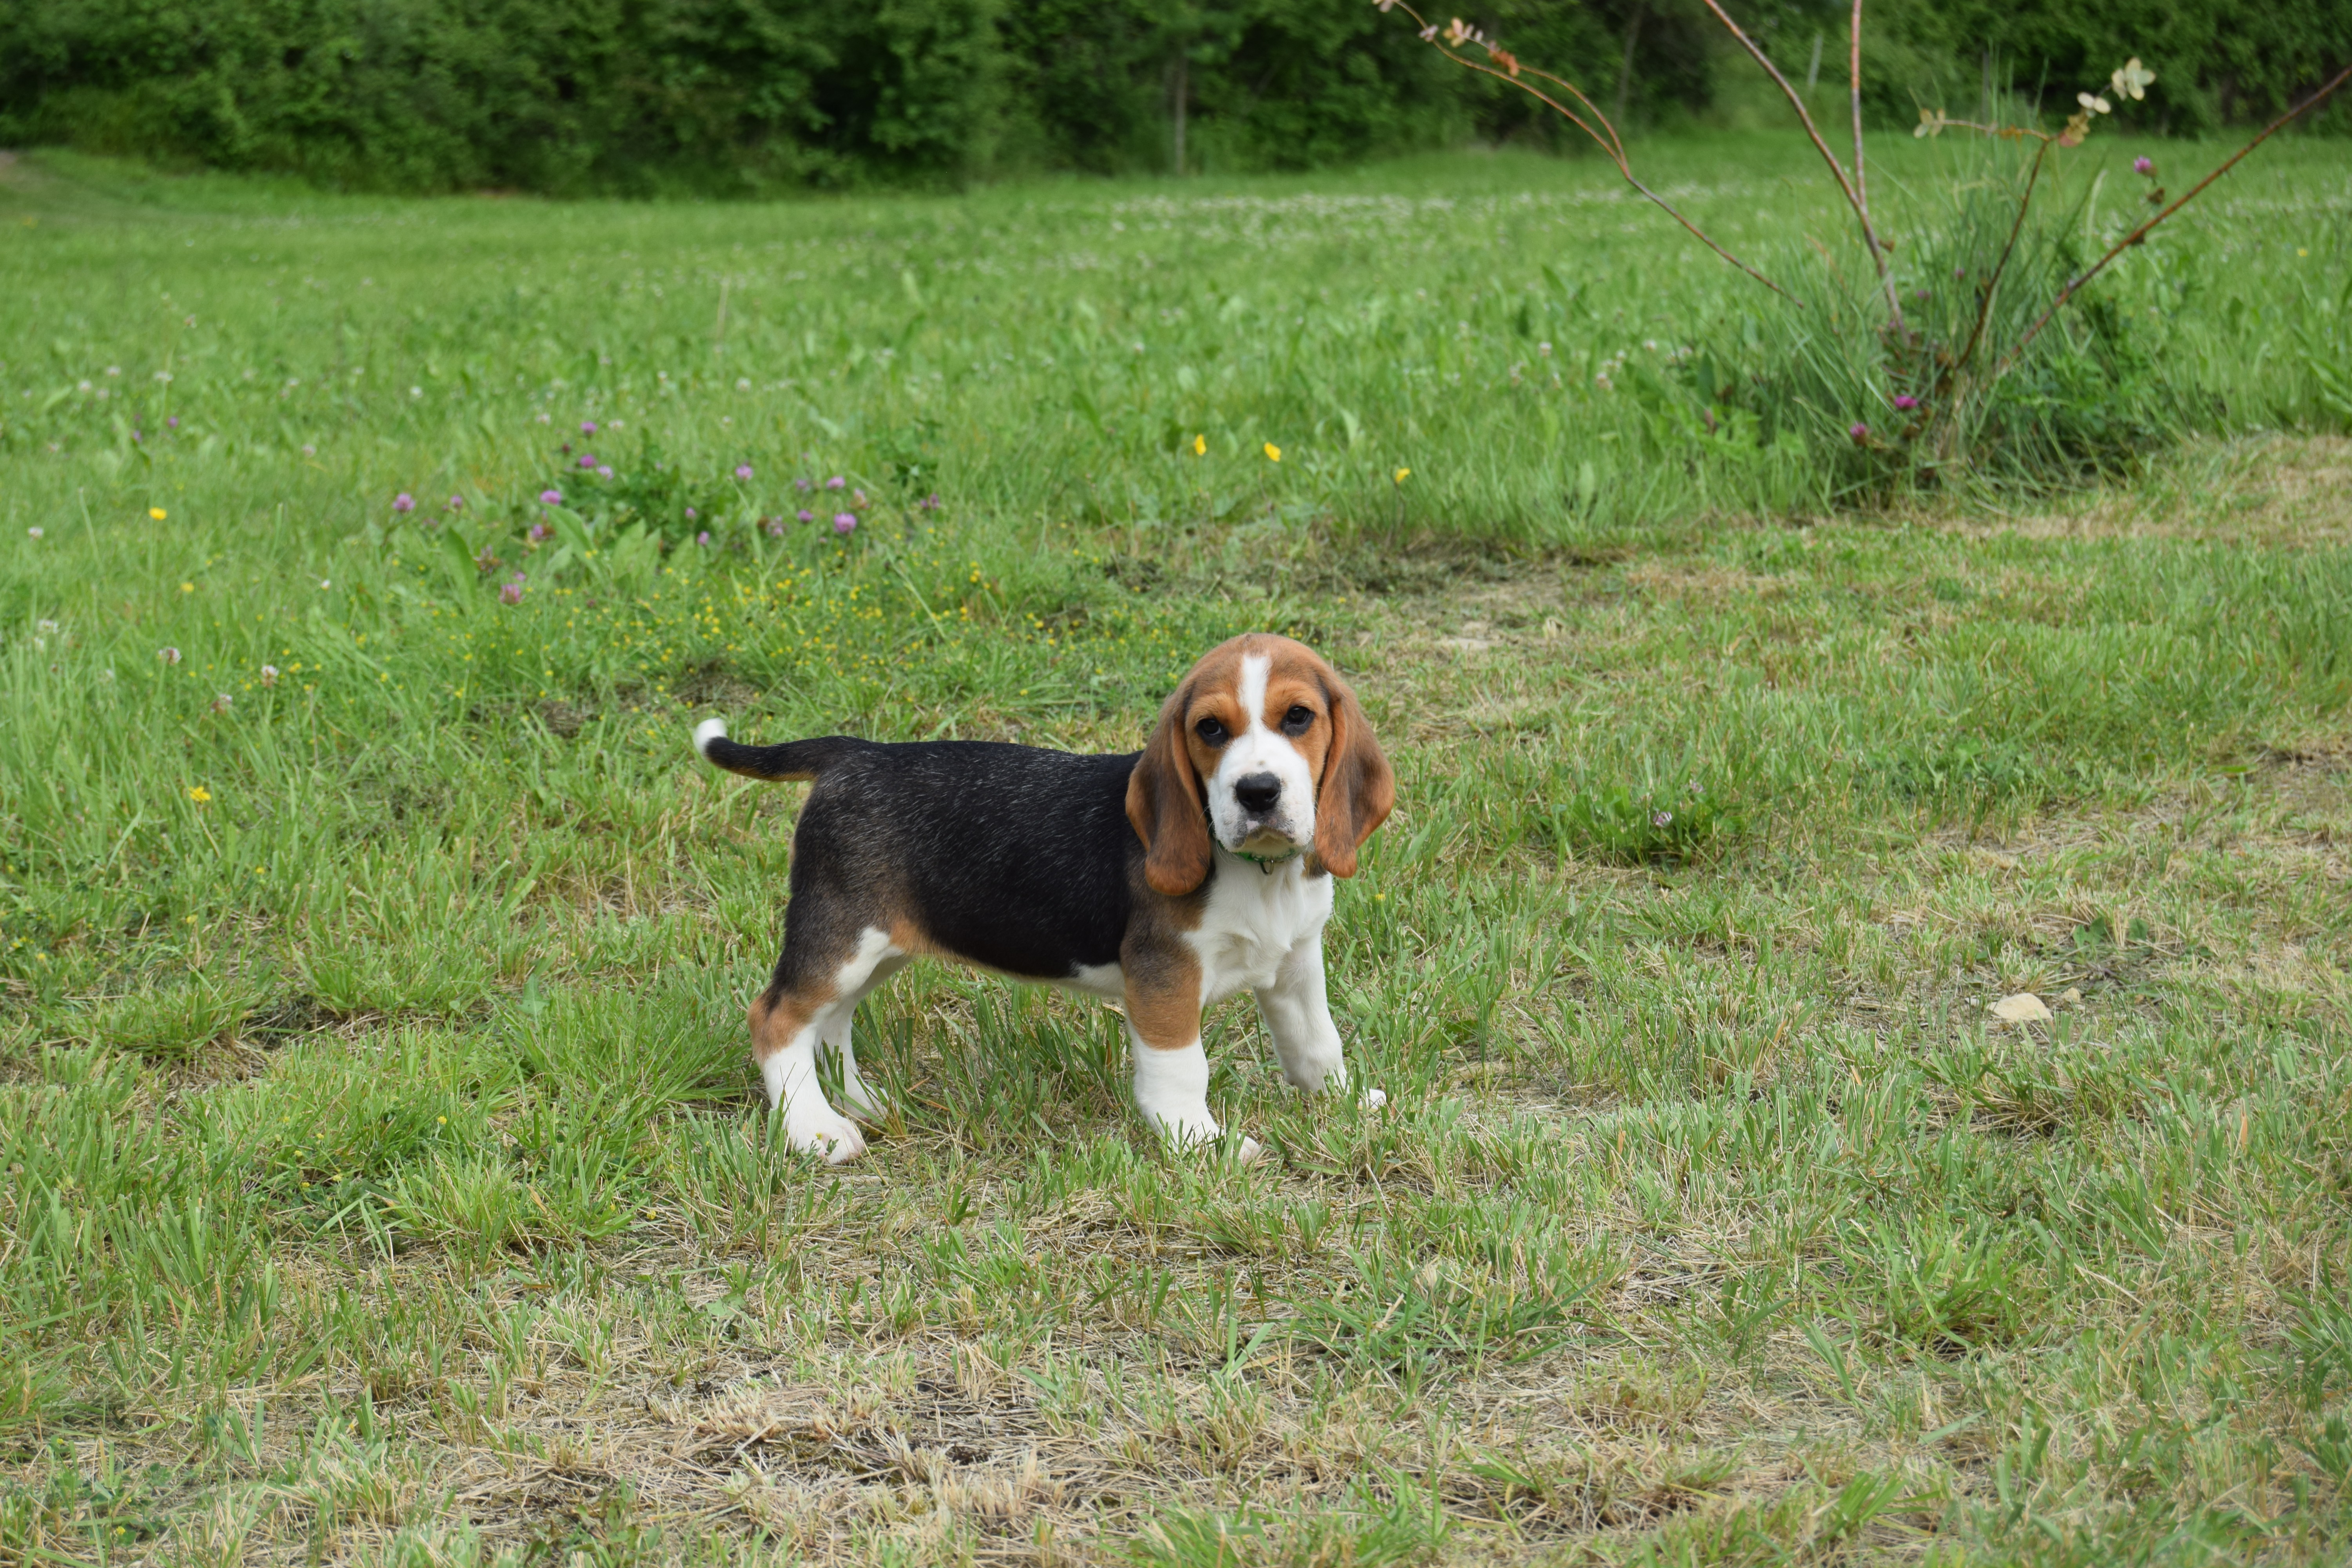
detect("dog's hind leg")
(823, 955), (908, 1123)
(754, 926), (906, 1163)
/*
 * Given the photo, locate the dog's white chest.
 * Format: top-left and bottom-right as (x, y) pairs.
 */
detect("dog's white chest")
(1188, 857), (1332, 1004)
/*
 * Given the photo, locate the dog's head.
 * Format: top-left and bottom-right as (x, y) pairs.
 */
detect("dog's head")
(1125, 634), (1394, 896)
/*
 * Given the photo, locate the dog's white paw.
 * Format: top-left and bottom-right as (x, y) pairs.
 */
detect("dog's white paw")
(1237, 1135), (1266, 1167)
(788, 1108), (868, 1163)
(1358, 1087), (1388, 1111)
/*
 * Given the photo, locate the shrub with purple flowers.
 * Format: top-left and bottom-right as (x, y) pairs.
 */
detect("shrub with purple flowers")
(517, 437), (750, 548)
(1383, 2), (2350, 497)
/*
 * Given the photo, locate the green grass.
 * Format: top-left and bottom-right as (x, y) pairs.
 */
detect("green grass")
(2, 135), (2350, 1565)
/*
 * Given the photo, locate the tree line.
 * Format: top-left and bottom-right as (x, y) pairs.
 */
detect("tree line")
(2, 0), (2342, 194)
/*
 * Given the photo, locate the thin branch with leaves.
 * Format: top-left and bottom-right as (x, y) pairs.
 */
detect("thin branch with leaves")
(2003, 59), (2352, 367)
(1374, 0), (1791, 300)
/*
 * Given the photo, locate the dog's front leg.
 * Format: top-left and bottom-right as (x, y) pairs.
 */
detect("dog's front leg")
(1129, 1025), (1217, 1145)
(1255, 932), (1385, 1109)
(1122, 951), (1259, 1158)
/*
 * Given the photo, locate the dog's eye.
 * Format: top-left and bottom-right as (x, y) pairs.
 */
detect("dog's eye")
(1281, 705), (1314, 736)
(1194, 717), (1228, 744)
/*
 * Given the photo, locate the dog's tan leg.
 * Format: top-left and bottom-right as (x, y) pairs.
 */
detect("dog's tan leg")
(1125, 948), (1259, 1161)
(753, 928), (904, 1163)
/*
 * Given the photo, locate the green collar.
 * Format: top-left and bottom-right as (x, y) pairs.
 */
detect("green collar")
(1231, 846), (1305, 874)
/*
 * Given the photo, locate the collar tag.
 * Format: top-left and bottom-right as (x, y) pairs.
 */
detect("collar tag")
(1232, 846), (1303, 875)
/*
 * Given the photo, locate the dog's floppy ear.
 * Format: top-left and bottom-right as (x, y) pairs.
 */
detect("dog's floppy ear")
(1127, 684), (1214, 896)
(1313, 663), (1394, 879)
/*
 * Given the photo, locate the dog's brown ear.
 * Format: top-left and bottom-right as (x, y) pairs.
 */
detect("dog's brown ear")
(1313, 664), (1394, 879)
(1127, 685), (1214, 896)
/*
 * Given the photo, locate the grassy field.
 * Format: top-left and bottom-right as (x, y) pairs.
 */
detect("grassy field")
(2, 133), (2351, 1566)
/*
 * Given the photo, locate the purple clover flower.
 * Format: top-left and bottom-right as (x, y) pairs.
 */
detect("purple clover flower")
(833, 513), (857, 535)
(734, 464), (754, 481)
(797, 508), (815, 523)
(697, 530), (712, 547)
(1849, 423), (1871, 443)
(392, 492), (415, 513)
(499, 575), (525, 606)
(539, 488), (563, 505)
(581, 420), (597, 435)
(596, 465), (613, 480)
(577, 454), (596, 470)
(2133, 156), (2155, 176)
(167, 416), (179, 429)
(918, 493), (942, 512)
(528, 521), (552, 544)
(446, 494), (464, 510)
(826, 475), (846, 490)
(1893, 394), (1920, 411)
(795, 476), (811, 491)
(684, 507), (697, 521)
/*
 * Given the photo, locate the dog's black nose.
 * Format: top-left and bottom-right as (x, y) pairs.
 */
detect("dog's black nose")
(1234, 773), (1282, 815)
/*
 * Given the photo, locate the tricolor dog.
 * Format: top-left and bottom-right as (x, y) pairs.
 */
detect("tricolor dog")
(693, 633), (1394, 1163)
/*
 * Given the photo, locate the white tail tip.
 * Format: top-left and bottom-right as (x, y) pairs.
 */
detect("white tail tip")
(693, 717), (728, 759)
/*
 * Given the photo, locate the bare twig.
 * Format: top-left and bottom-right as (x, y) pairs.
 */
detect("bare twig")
(1381, 0), (1789, 298)
(1691, 1), (1863, 221)
(1947, 138), (2051, 382)
(1849, 0), (1872, 257)
(1451, 54), (1790, 297)
(1692, 0), (1905, 332)
(2003, 59), (2352, 368)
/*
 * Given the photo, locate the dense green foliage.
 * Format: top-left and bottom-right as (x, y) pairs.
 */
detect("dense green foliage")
(1, 0), (2345, 193)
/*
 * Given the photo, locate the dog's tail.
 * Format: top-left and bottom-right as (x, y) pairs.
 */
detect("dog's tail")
(692, 719), (857, 782)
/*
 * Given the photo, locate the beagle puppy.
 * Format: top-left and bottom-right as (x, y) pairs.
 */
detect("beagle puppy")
(692, 633), (1394, 1163)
